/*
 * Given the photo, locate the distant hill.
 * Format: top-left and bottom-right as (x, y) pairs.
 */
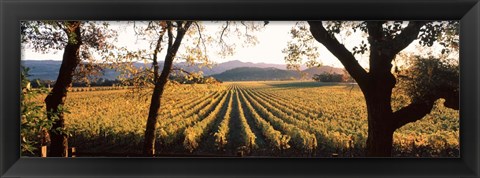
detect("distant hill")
(22, 60), (63, 81)
(210, 66), (344, 81)
(210, 67), (300, 81)
(207, 60), (291, 74)
(22, 60), (122, 81)
(22, 59), (343, 81)
(171, 60), (297, 76)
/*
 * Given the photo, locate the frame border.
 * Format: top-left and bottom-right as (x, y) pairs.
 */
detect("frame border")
(1, 0), (479, 177)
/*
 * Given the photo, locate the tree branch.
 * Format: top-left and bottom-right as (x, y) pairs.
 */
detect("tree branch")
(219, 22), (229, 44)
(240, 21), (249, 35)
(56, 22), (69, 35)
(156, 21), (175, 85)
(151, 24), (166, 83)
(308, 21), (368, 85)
(182, 21), (193, 31)
(366, 21), (385, 41)
(393, 87), (458, 129)
(366, 21), (389, 71)
(157, 21), (192, 86)
(390, 21), (427, 55)
(193, 22), (206, 49)
(166, 21), (174, 52)
(392, 100), (435, 129)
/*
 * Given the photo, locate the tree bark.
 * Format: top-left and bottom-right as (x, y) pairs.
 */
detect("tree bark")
(143, 21), (192, 156)
(364, 87), (398, 157)
(364, 48), (398, 156)
(45, 21), (82, 157)
(363, 75), (396, 156)
(365, 113), (394, 157)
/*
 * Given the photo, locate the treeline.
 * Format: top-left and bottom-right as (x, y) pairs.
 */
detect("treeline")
(29, 75), (222, 89)
(169, 75), (222, 84)
(312, 71), (355, 83)
(29, 78), (124, 88)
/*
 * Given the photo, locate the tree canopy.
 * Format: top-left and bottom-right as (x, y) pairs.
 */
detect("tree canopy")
(284, 21), (459, 156)
(21, 21), (118, 84)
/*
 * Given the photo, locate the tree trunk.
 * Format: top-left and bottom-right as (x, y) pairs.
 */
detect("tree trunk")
(365, 96), (395, 157)
(143, 25), (166, 157)
(143, 78), (169, 156)
(143, 21), (192, 156)
(363, 80), (397, 156)
(45, 21), (82, 157)
(363, 52), (397, 157)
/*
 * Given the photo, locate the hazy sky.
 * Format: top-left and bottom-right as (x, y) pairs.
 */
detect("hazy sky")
(21, 21), (350, 67)
(21, 21), (446, 68)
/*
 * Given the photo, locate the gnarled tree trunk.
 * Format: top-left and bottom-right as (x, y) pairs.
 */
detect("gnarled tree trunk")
(363, 30), (398, 156)
(308, 21), (448, 157)
(45, 21), (82, 157)
(364, 90), (396, 156)
(363, 66), (396, 157)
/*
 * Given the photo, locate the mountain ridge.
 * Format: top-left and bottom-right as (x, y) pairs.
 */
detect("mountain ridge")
(210, 66), (343, 81)
(22, 59), (343, 81)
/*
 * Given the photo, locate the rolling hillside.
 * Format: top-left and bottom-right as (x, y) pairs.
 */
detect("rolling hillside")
(210, 67), (300, 81)
(22, 60), (343, 81)
(210, 66), (344, 81)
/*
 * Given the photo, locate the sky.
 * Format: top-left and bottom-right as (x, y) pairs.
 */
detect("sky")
(21, 21), (348, 67)
(21, 21), (452, 69)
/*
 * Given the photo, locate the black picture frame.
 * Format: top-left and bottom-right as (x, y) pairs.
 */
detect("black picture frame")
(1, 0), (479, 177)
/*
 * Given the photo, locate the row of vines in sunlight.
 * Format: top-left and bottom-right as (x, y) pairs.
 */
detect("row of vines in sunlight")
(27, 81), (459, 157)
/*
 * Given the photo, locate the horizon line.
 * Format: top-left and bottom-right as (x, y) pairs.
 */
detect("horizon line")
(21, 58), (344, 68)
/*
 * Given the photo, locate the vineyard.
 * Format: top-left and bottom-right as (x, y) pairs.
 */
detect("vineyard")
(29, 81), (459, 157)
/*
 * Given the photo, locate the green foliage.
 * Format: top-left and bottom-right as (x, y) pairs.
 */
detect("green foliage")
(313, 72), (345, 82)
(20, 66), (52, 156)
(418, 21), (459, 55)
(396, 56), (459, 104)
(352, 40), (368, 55)
(382, 21), (405, 39)
(284, 21), (459, 73)
(21, 21), (119, 85)
(213, 91), (235, 149)
(183, 90), (230, 152)
(235, 88), (257, 149)
(238, 87), (290, 150)
(25, 81), (458, 157)
(169, 73), (221, 84)
(282, 22), (321, 70)
(241, 87), (317, 151)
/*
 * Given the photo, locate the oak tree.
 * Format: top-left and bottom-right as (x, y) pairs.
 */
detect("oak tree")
(21, 21), (116, 157)
(284, 21), (459, 156)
